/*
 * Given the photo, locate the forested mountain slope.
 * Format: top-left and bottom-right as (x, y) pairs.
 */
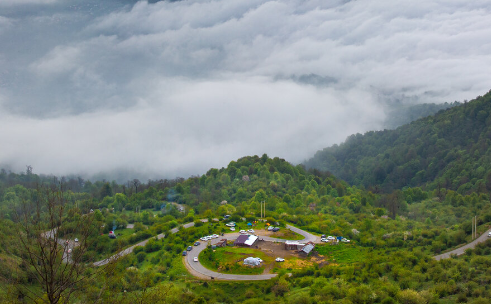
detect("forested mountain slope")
(305, 90), (491, 193)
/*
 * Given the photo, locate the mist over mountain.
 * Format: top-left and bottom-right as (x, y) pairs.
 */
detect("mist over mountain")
(305, 90), (491, 193)
(1, 0), (490, 181)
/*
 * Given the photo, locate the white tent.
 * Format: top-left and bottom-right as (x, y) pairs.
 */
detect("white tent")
(243, 257), (261, 266)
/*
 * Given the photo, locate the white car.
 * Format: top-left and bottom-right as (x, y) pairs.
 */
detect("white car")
(341, 238), (350, 243)
(230, 227), (235, 231)
(267, 226), (274, 231)
(248, 229), (254, 233)
(74, 238), (79, 242)
(321, 238), (328, 242)
(240, 230), (247, 234)
(212, 234), (219, 238)
(275, 257), (285, 262)
(226, 222), (236, 227)
(193, 257), (198, 262)
(488, 232), (491, 237)
(327, 236), (336, 240)
(200, 237), (207, 241)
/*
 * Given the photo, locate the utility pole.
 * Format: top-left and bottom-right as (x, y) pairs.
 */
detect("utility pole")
(472, 216), (477, 239)
(472, 217), (474, 240)
(260, 201), (265, 220)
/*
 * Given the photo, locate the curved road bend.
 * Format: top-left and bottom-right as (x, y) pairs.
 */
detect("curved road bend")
(434, 228), (491, 261)
(184, 226), (320, 281)
(184, 234), (277, 281)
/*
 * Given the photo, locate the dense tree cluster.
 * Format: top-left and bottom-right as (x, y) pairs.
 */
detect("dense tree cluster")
(305, 90), (491, 193)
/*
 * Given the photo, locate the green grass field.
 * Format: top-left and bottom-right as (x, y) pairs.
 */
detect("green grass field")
(199, 246), (273, 275)
(112, 228), (135, 238)
(316, 243), (366, 264)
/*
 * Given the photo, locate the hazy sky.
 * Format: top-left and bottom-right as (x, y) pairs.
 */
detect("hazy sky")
(1, 0), (490, 181)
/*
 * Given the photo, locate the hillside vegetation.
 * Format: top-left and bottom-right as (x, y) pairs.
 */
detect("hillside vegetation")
(2, 90), (491, 302)
(305, 90), (491, 193)
(2, 151), (491, 303)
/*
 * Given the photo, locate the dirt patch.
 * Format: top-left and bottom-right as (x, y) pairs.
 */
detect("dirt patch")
(255, 229), (299, 239)
(255, 240), (298, 258)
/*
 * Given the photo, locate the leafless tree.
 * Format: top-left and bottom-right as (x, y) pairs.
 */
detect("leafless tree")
(133, 179), (141, 194)
(10, 184), (115, 304)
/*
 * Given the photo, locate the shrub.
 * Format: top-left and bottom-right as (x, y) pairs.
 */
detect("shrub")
(136, 251), (146, 263)
(133, 246), (144, 254)
(397, 289), (424, 304)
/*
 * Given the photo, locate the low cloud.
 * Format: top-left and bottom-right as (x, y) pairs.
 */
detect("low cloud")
(0, 0), (490, 180)
(0, 78), (384, 179)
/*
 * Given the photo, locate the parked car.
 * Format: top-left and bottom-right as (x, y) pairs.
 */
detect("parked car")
(212, 234), (219, 238)
(327, 236), (336, 240)
(267, 226), (274, 231)
(341, 238), (350, 243)
(240, 230), (247, 234)
(247, 229), (255, 233)
(226, 222), (236, 227)
(200, 237), (207, 241)
(182, 251), (187, 256)
(194, 241), (201, 246)
(321, 234), (326, 238)
(275, 257), (285, 262)
(272, 227), (280, 232)
(321, 238), (328, 242)
(230, 227), (235, 231)
(488, 232), (491, 237)
(193, 257), (198, 262)
(74, 238), (79, 242)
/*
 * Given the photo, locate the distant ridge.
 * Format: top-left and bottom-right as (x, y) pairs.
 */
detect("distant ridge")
(304, 90), (491, 193)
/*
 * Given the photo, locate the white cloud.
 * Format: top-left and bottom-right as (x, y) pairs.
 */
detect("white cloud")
(0, 78), (384, 179)
(1, 0), (491, 179)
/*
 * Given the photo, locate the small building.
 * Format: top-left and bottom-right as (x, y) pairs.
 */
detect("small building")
(284, 240), (305, 250)
(217, 239), (228, 247)
(234, 235), (259, 247)
(300, 242), (315, 255)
